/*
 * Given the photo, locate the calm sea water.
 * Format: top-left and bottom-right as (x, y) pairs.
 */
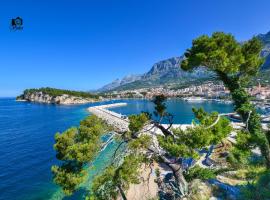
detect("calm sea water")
(0, 98), (233, 200)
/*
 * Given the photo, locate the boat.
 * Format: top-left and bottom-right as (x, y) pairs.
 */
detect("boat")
(261, 114), (270, 123)
(227, 113), (242, 121)
(183, 97), (206, 102)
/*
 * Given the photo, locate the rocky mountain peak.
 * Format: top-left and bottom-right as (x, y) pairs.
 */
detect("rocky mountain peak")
(98, 30), (270, 92)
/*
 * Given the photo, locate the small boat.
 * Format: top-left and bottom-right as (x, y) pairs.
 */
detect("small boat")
(184, 97), (205, 102)
(227, 113), (242, 121)
(223, 100), (233, 104)
(261, 115), (270, 123)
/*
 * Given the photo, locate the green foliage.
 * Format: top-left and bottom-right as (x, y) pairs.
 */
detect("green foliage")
(116, 155), (143, 186)
(227, 131), (253, 168)
(182, 32), (270, 168)
(155, 168), (161, 178)
(90, 155), (143, 200)
(181, 32), (263, 77)
(184, 165), (216, 182)
(158, 108), (231, 159)
(128, 113), (149, 134)
(54, 127), (77, 161)
(128, 134), (151, 151)
(16, 94), (24, 100)
(192, 108), (232, 144)
(91, 166), (119, 200)
(152, 94), (167, 117)
(158, 132), (198, 158)
(20, 87), (99, 99)
(227, 146), (251, 168)
(52, 115), (110, 196)
(234, 165), (266, 180)
(51, 163), (86, 195)
(54, 116), (109, 162)
(87, 112), (152, 199)
(239, 172), (270, 200)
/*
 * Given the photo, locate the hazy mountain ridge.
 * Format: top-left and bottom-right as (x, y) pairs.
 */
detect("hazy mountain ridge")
(258, 31), (270, 70)
(98, 57), (213, 92)
(99, 31), (270, 92)
(99, 74), (142, 91)
(142, 56), (211, 80)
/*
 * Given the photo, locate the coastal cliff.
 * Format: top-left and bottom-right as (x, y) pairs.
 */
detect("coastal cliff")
(17, 87), (101, 105)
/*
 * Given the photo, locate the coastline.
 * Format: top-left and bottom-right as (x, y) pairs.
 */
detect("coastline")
(16, 99), (100, 105)
(2, 98), (267, 200)
(16, 97), (104, 105)
(15, 96), (270, 113)
(15, 99), (27, 102)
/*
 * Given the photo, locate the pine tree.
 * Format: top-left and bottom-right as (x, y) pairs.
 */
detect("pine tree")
(181, 32), (270, 168)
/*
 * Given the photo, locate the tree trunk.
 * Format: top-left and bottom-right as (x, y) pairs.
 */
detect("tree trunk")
(147, 147), (189, 196)
(154, 122), (174, 137)
(161, 154), (188, 196)
(168, 163), (189, 196)
(233, 91), (270, 169)
(117, 184), (127, 200)
(217, 71), (270, 169)
(264, 145), (270, 168)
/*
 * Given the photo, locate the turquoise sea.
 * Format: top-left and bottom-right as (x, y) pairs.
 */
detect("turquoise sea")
(0, 98), (233, 200)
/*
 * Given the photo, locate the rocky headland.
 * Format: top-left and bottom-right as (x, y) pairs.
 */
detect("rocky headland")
(16, 87), (101, 105)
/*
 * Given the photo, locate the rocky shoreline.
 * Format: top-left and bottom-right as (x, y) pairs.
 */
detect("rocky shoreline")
(17, 91), (99, 105)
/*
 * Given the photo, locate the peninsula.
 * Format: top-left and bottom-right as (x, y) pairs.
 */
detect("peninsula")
(16, 87), (102, 105)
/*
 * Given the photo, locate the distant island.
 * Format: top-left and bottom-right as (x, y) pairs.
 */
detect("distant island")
(16, 87), (102, 104)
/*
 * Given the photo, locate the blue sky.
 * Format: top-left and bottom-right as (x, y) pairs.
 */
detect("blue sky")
(0, 0), (270, 96)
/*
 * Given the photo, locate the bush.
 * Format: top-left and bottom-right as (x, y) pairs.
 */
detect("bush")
(184, 166), (216, 182)
(234, 166), (266, 180)
(239, 172), (270, 200)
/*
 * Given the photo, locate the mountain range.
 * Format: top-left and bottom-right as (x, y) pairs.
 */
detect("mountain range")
(258, 31), (270, 70)
(98, 31), (270, 92)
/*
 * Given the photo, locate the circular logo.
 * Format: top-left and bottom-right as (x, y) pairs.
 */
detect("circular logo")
(14, 17), (23, 26)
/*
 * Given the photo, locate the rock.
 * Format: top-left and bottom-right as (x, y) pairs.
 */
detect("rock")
(22, 91), (95, 105)
(188, 179), (213, 200)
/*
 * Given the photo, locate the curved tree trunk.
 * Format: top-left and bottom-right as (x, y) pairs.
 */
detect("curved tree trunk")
(147, 147), (189, 196)
(168, 163), (189, 196)
(218, 71), (270, 168)
(117, 184), (127, 200)
(160, 154), (188, 196)
(154, 122), (174, 137)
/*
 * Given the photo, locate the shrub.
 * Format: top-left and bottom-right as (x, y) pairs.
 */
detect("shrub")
(184, 165), (216, 182)
(239, 172), (270, 200)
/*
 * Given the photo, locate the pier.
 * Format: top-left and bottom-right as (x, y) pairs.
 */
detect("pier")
(87, 103), (269, 163)
(87, 103), (129, 132)
(87, 103), (193, 134)
(87, 103), (269, 134)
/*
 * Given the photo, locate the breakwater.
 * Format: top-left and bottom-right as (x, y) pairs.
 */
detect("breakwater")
(87, 103), (129, 132)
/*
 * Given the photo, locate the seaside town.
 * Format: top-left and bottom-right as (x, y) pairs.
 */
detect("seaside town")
(3, 1), (270, 200)
(105, 82), (270, 102)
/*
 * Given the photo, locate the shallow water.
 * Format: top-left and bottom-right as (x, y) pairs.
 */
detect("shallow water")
(0, 98), (233, 200)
